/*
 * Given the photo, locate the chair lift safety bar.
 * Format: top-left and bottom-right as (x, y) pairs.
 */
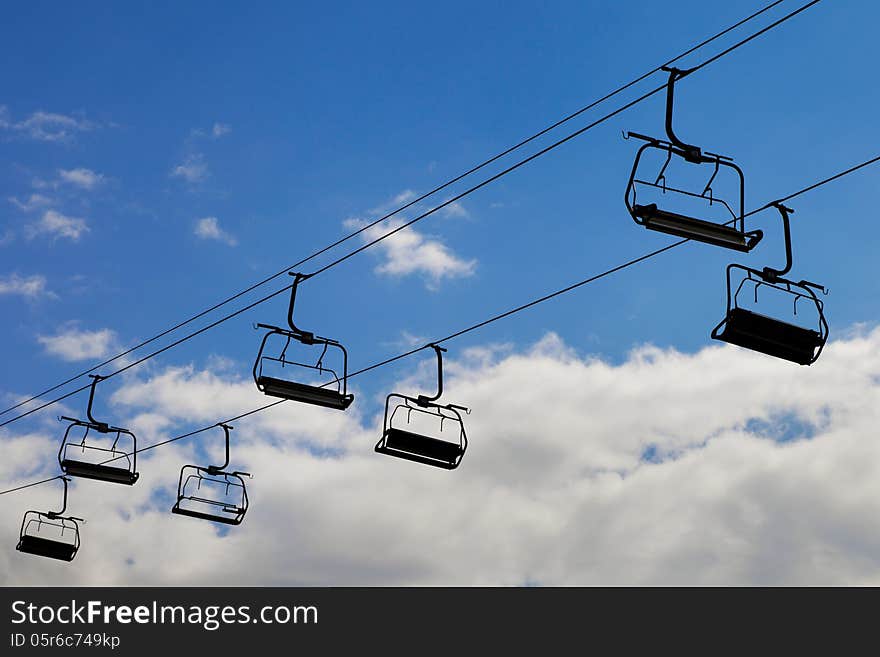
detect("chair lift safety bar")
(17, 477), (84, 562)
(172, 423), (251, 525)
(375, 344), (470, 470)
(253, 272), (354, 410)
(712, 203), (829, 365)
(624, 67), (762, 252)
(58, 375), (139, 485)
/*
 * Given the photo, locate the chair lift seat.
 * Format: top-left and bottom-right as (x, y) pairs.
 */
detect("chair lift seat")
(171, 501), (244, 526)
(715, 307), (822, 365)
(633, 203), (758, 252)
(377, 427), (463, 470)
(256, 375), (353, 410)
(60, 459), (139, 485)
(16, 535), (78, 562)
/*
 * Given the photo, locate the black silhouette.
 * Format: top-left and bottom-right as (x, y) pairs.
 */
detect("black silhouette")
(376, 345), (469, 470)
(171, 423), (251, 525)
(253, 272), (354, 410)
(712, 203), (829, 364)
(58, 375), (139, 485)
(16, 477), (83, 562)
(624, 67), (762, 252)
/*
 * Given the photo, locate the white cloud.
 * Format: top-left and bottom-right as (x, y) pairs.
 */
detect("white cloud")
(4, 328), (880, 585)
(37, 327), (118, 362)
(191, 123), (231, 140)
(171, 154), (208, 183)
(194, 217), (237, 246)
(368, 189), (417, 216)
(58, 167), (104, 190)
(442, 200), (470, 219)
(0, 273), (50, 298)
(8, 193), (52, 212)
(0, 107), (96, 142)
(26, 209), (89, 242)
(344, 217), (475, 288)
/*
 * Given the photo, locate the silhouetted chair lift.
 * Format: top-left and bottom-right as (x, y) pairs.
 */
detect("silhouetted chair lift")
(58, 375), (139, 485)
(172, 423), (251, 525)
(375, 345), (470, 470)
(624, 67), (762, 252)
(16, 477), (84, 562)
(253, 272), (354, 410)
(712, 203), (829, 365)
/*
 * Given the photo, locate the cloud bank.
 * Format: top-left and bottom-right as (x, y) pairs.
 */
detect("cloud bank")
(2, 328), (880, 585)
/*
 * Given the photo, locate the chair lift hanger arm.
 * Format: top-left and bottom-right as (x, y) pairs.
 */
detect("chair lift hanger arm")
(206, 423), (233, 475)
(286, 272), (315, 342)
(46, 476), (70, 520)
(417, 344), (447, 406)
(660, 66), (704, 163)
(85, 375), (110, 432)
(762, 202), (794, 281)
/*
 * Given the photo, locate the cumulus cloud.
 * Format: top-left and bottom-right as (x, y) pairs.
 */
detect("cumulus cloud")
(171, 154), (208, 183)
(58, 167), (104, 190)
(26, 209), (89, 242)
(0, 273), (50, 298)
(3, 327), (880, 585)
(0, 106), (96, 142)
(36, 327), (118, 362)
(344, 217), (475, 288)
(194, 217), (237, 246)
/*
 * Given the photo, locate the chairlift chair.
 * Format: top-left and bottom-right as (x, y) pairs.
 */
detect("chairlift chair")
(58, 375), (139, 485)
(16, 477), (84, 562)
(712, 203), (829, 365)
(624, 67), (762, 252)
(172, 423), (251, 525)
(253, 273), (354, 410)
(375, 345), (470, 470)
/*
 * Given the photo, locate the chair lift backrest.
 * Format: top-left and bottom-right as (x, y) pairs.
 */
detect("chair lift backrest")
(385, 345), (467, 432)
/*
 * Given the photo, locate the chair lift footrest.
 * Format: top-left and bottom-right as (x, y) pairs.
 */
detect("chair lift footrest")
(256, 375), (353, 410)
(61, 459), (139, 485)
(633, 204), (758, 252)
(171, 504), (244, 526)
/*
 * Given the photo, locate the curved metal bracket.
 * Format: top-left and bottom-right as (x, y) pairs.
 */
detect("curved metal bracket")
(661, 66), (702, 163)
(47, 476), (70, 519)
(207, 423), (233, 474)
(762, 202), (794, 282)
(286, 272), (315, 343)
(85, 375), (110, 433)
(416, 344), (447, 406)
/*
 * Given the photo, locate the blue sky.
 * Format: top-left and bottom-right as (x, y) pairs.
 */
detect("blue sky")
(1, 0), (877, 418)
(3, 1), (880, 585)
